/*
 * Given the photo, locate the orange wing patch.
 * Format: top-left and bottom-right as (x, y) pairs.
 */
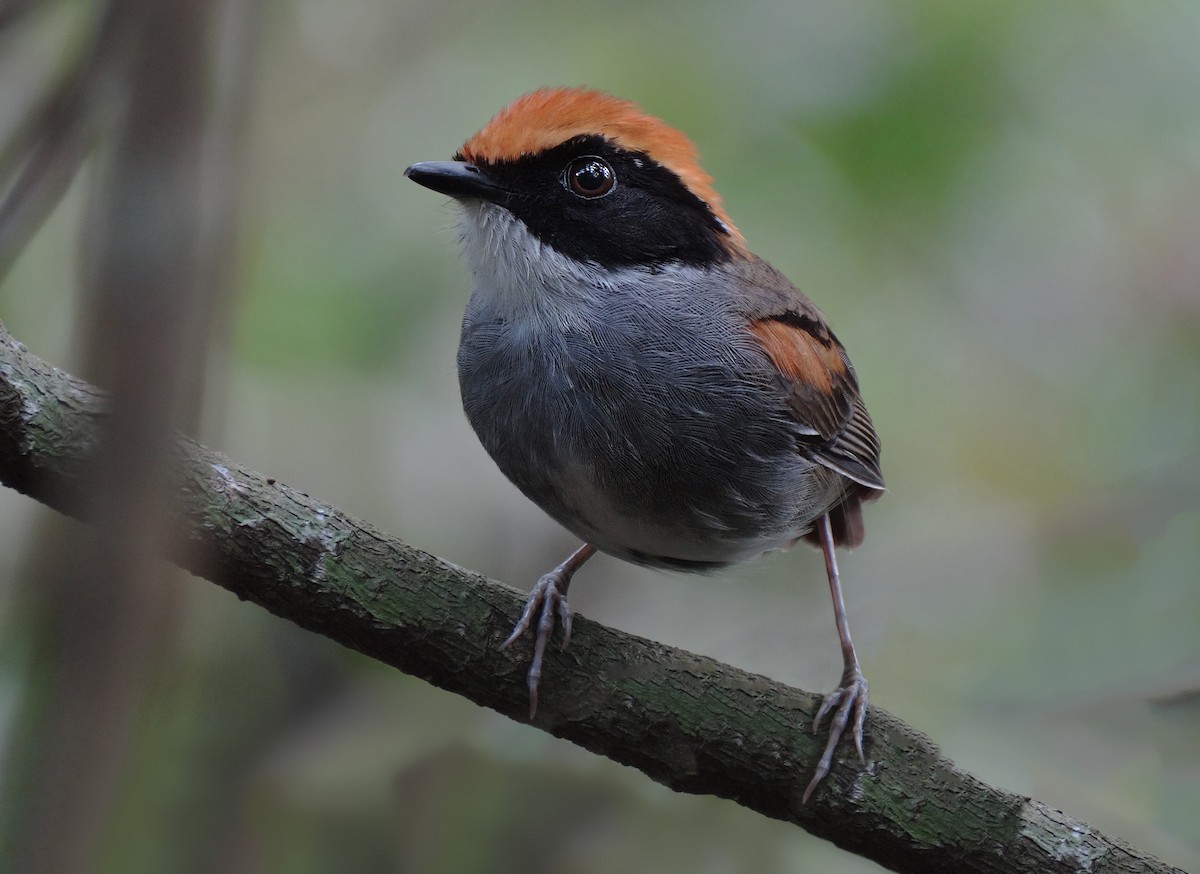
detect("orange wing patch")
(750, 311), (884, 491)
(750, 312), (884, 493)
(458, 87), (744, 248)
(749, 318), (847, 396)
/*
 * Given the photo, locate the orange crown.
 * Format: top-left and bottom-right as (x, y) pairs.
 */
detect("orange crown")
(458, 87), (744, 247)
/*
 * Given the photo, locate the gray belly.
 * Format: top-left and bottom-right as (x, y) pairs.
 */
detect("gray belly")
(457, 308), (842, 568)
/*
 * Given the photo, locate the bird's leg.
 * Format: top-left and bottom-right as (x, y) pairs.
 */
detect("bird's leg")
(500, 543), (597, 718)
(802, 513), (869, 804)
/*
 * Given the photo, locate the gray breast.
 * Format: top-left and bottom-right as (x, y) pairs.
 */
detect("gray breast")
(456, 275), (841, 567)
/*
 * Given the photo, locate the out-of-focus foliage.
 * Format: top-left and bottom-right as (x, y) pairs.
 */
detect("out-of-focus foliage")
(1, 0), (1197, 871)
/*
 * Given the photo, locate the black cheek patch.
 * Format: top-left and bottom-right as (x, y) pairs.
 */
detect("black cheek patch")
(481, 136), (734, 269)
(566, 190), (726, 266)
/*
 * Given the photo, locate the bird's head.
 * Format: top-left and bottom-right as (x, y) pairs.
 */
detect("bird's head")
(405, 87), (747, 270)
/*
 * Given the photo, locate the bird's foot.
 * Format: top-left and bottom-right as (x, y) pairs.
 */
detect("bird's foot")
(802, 664), (868, 803)
(499, 567), (573, 718)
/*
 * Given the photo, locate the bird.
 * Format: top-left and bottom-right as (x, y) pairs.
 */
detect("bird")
(404, 86), (884, 801)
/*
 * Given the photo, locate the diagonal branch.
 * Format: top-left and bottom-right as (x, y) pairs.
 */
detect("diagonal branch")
(0, 321), (1184, 874)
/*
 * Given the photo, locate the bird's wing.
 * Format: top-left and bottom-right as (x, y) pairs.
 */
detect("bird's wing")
(734, 258), (885, 495)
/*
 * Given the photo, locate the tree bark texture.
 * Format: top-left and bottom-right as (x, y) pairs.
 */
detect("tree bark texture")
(0, 322), (1186, 874)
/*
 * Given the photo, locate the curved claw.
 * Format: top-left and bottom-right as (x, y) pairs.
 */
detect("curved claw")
(499, 588), (542, 651)
(802, 668), (868, 804)
(500, 544), (596, 718)
(501, 568), (575, 718)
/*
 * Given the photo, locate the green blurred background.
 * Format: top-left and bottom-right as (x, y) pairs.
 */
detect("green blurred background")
(1, 0), (1198, 871)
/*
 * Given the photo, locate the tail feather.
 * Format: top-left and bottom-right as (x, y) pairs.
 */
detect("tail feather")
(800, 483), (879, 550)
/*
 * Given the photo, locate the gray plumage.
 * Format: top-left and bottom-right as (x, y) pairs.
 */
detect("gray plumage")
(456, 203), (875, 569)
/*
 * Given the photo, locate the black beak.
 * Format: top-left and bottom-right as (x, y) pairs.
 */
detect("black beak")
(404, 161), (507, 203)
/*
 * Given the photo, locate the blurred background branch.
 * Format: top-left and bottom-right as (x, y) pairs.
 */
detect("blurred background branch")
(0, 321), (1187, 874)
(1, 0), (264, 871)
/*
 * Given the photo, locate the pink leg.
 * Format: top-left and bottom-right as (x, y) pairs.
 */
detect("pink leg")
(500, 543), (597, 717)
(802, 513), (869, 804)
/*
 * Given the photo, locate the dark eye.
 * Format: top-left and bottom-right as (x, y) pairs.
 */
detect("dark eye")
(564, 156), (615, 198)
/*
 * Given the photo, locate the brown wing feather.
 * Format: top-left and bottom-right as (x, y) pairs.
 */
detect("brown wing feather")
(748, 312), (883, 491)
(735, 258), (884, 547)
(749, 315), (851, 442)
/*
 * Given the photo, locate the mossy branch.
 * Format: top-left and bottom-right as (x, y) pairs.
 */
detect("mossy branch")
(0, 322), (1184, 874)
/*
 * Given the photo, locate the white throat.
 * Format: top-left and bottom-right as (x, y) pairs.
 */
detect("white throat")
(456, 202), (615, 326)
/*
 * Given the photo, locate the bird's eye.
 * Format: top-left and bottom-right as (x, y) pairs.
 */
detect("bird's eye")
(564, 156), (615, 199)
